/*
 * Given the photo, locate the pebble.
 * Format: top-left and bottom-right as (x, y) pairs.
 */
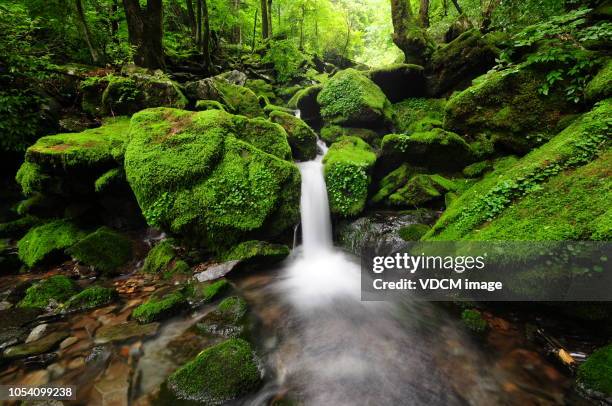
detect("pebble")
(26, 323), (49, 343)
(59, 336), (79, 349)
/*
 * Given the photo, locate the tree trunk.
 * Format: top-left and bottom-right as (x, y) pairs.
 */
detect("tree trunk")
(260, 0), (269, 39)
(267, 0), (273, 37)
(252, 8), (258, 51)
(299, 4), (305, 50)
(75, 0), (100, 64)
(186, 0), (196, 37)
(419, 0), (429, 28)
(481, 0), (500, 31)
(232, 0), (241, 44)
(390, 0), (431, 65)
(443, 0), (448, 16)
(201, 0), (213, 70)
(196, 0), (202, 45)
(111, 0), (119, 41)
(450, 0), (463, 14)
(122, 0), (165, 69)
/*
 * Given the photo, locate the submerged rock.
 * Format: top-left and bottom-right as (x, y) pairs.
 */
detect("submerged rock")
(197, 296), (248, 338)
(165, 338), (262, 404)
(3, 331), (68, 359)
(124, 108), (300, 252)
(269, 110), (317, 161)
(94, 321), (160, 344)
(317, 69), (393, 128)
(323, 137), (377, 217)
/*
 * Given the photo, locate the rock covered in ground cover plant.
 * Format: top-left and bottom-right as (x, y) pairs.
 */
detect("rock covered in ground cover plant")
(585, 59), (612, 103)
(317, 69), (393, 128)
(184, 75), (263, 118)
(66, 227), (132, 274)
(268, 110), (317, 161)
(288, 85), (322, 120)
(131, 291), (187, 324)
(320, 125), (381, 147)
(323, 136), (376, 217)
(17, 220), (85, 268)
(18, 275), (78, 308)
(367, 63), (426, 102)
(577, 344), (612, 397)
(197, 296), (249, 338)
(124, 108), (300, 252)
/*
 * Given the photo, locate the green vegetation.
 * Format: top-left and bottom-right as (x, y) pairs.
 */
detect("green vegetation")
(197, 296), (249, 338)
(166, 338), (261, 403)
(222, 240), (290, 265)
(585, 60), (612, 103)
(269, 110), (317, 161)
(392, 98), (446, 134)
(64, 286), (116, 311)
(17, 220), (85, 268)
(142, 240), (178, 274)
(461, 309), (488, 333)
(386, 174), (458, 207)
(577, 344), (612, 396)
(66, 227), (133, 274)
(132, 291), (187, 324)
(320, 125), (380, 147)
(398, 224), (430, 241)
(19, 275), (78, 309)
(323, 137), (376, 217)
(201, 279), (231, 303)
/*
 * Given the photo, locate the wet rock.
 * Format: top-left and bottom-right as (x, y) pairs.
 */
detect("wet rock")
(3, 331), (69, 360)
(26, 323), (49, 343)
(221, 241), (290, 270)
(0, 307), (41, 349)
(165, 338), (262, 404)
(287, 85), (322, 121)
(91, 359), (132, 406)
(336, 210), (438, 255)
(197, 296), (248, 338)
(131, 292), (187, 324)
(59, 336), (78, 350)
(23, 352), (58, 369)
(194, 261), (240, 282)
(94, 321), (159, 344)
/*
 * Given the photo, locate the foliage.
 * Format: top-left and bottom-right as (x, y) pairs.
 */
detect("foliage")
(19, 275), (78, 309)
(263, 40), (307, 83)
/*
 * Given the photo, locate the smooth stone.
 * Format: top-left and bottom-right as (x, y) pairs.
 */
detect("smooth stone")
(3, 331), (69, 359)
(194, 260), (240, 282)
(59, 336), (79, 349)
(26, 323), (49, 343)
(94, 321), (159, 344)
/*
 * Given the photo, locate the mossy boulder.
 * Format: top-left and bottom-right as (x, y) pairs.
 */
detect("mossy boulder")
(196, 296), (248, 338)
(66, 227), (132, 274)
(269, 110), (317, 161)
(392, 97), (446, 134)
(64, 286), (116, 311)
(165, 338), (261, 404)
(0, 216), (40, 239)
(200, 279), (231, 303)
(585, 59), (612, 103)
(428, 29), (500, 96)
(18, 275), (78, 309)
(288, 85), (322, 121)
(323, 136), (376, 217)
(317, 69), (393, 128)
(367, 64), (426, 102)
(444, 67), (576, 154)
(17, 220), (85, 268)
(124, 108), (301, 251)
(141, 239), (180, 274)
(222, 240), (290, 268)
(425, 99), (612, 241)
(81, 73), (187, 117)
(195, 100), (226, 112)
(185, 78), (263, 118)
(132, 291), (188, 324)
(376, 171), (458, 208)
(577, 344), (612, 397)
(398, 224), (431, 241)
(380, 128), (475, 172)
(320, 125), (380, 147)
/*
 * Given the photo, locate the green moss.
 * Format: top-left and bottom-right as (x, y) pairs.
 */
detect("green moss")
(102, 76), (141, 115)
(64, 286), (116, 311)
(66, 227), (132, 274)
(142, 240), (177, 274)
(222, 240), (290, 265)
(398, 224), (431, 241)
(462, 161), (491, 178)
(269, 110), (317, 161)
(426, 100), (612, 241)
(381, 128), (474, 171)
(0, 216), (40, 239)
(288, 85), (321, 109)
(132, 291), (187, 324)
(196, 296), (248, 337)
(263, 39), (307, 83)
(585, 59), (612, 103)
(392, 98), (446, 133)
(195, 100), (226, 112)
(124, 108), (300, 251)
(263, 104), (294, 116)
(370, 164), (417, 205)
(201, 279), (230, 303)
(323, 136), (376, 217)
(23, 117), (130, 172)
(17, 219), (85, 268)
(19, 275), (78, 309)
(245, 79), (276, 101)
(80, 75), (111, 116)
(320, 125), (380, 147)
(15, 162), (50, 197)
(577, 344), (612, 396)
(166, 338), (261, 403)
(461, 309), (488, 333)
(388, 174), (458, 207)
(213, 81), (263, 118)
(163, 260), (191, 279)
(94, 168), (124, 193)
(444, 67), (574, 154)
(317, 69), (393, 127)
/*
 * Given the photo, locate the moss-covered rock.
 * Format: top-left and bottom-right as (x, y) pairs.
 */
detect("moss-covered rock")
(380, 128), (475, 172)
(462, 160), (492, 178)
(392, 97), (446, 134)
(386, 174), (458, 207)
(461, 309), (488, 333)
(200, 279), (230, 303)
(17, 220), (85, 268)
(222, 240), (290, 267)
(577, 344), (612, 396)
(269, 110), (317, 161)
(124, 108), (300, 251)
(213, 81), (264, 118)
(444, 67), (576, 154)
(367, 64), (426, 102)
(132, 291), (187, 324)
(64, 286), (116, 311)
(19, 275), (78, 309)
(0, 216), (40, 239)
(195, 100), (226, 112)
(142, 240), (179, 274)
(66, 227), (132, 274)
(320, 125), (381, 147)
(288, 85), (322, 121)
(245, 79), (276, 101)
(585, 59), (612, 103)
(370, 163), (419, 205)
(317, 69), (393, 128)
(426, 99), (612, 241)
(166, 338), (261, 403)
(398, 224), (431, 241)
(428, 29), (500, 96)
(323, 136), (376, 217)
(196, 296), (248, 338)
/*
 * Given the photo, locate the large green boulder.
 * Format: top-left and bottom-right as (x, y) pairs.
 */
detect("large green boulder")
(444, 67), (576, 154)
(585, 59), (612, 103)
(317, 69), (393, 128)
(184, 77), (264, 118)
(18, 220), (85, 268)
(19, 275), (78, 309)
(269, 110), (317, 161)
(577, 344), (612, 396)
(367, 64), (426, 102)
(288, 85), (322, 120)
(425, 99), (612, 241)
(165, 338), (262, 403)
(81, 73), (188, 117)
(66, 227), (132, 274)
(323, 137), (376, 217)
(320, 125), (380, 147)
(124, 108), (300, 251)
